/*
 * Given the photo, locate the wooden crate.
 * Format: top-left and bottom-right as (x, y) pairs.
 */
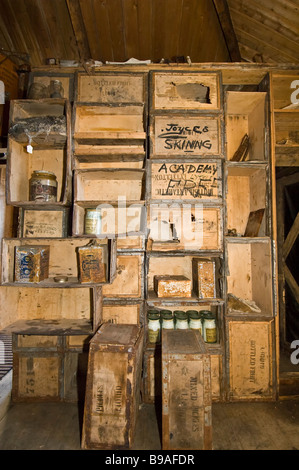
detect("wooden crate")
(162, 329), (212, 450)
(226, 164), (268, 237)
(73, 103), (146, 144)
(148, 159), (222, 202)
(18, 207), (70, 238)
(150, 71), (221, 111)
(271, 73), (299, 110)
(1, 237), (116, 288)
(12, 333), (89, 403)
(0, 285), (103, 334)
(102, 300), (143, 325)
(81, 323), (144, 450)
(73, 152), (145, 170)
(225, 91), (268, 161)
(142, 345), (162, 404)
(149, 115), (222, 158)
(102, 253), (144, 299)
(75, 71), (147, 104)
(74, 169), (145, 204)
(28, 70), (75, 101)
(147, 204), (222, 252)
(227, 319), (276, 401)
(226, 239), (274, 317)
(210, 352), (224, 402)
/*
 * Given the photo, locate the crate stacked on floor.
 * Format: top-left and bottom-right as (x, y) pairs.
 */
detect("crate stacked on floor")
(143, 71), (226, 406)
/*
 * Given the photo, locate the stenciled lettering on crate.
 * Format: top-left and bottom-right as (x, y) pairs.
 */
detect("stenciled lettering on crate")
(18, 207), (70, 238)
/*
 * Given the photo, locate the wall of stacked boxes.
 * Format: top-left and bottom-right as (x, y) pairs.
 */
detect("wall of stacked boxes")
(0, 62), (298, 449)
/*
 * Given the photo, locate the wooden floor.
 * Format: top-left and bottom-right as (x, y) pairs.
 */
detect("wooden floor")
(0, 398), (299, 450)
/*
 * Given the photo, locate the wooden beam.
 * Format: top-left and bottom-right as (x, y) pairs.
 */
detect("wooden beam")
(284, 264), (299, 306)
(283, 211), (299, 260)
(66, 0), (91, 62)
(212, 0), (242, 62)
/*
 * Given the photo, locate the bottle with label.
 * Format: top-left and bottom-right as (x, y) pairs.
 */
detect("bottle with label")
(187, 310), (202, 335)
(201, 310), (217, 343)
(161, 310), (174, 330)
(29, 170), (58, 202)
(174, 310), (189, 329)
(147, 310), (161, 344)
(84, 208), (102, 235)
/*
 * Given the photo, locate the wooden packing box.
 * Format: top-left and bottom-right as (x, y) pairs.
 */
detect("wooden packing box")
(192, 257), (221, 299)
(148, 159), (222, 202)
(226, 164), (267, 237)
(210, 353), (224, 402)
(154, 275), (192, 298)
(147, 204), (222, 252)
(74, 169), (145, 204)
(28, 70), (75, 101)
(225, 91), (268, 162)
(149, 115), (222, 158)
(14, 245), (50, 283)
(73, 152), (145, 170)
(271, 73), (299, 110)
(226, 239), (273, 317)
(18, 207), (70, 238)
(227, 319), (276, 401)
(12, 333), (89, 403)
(162, 329), (212, 450)
(150, 71), (221, 111)
(73, 103), (146, 145)
(73, 142), (145, 159)
(81, 323), (144, 450)
(102, 300), (143, 325)
(102, 253), (144, 299)
(142, 345), (162, 405)
(75, 71), (147, 104)
(1, 237), (116, 287)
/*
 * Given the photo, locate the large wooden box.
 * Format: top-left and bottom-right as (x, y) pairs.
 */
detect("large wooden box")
(12, 333), (90, 403)
(81, 323), (144, 450)
(162, 329), (212, 450)
(227, 319), (276, 401)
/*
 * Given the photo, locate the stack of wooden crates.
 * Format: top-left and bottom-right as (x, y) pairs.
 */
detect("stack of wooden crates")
(0, 64), (281, 449)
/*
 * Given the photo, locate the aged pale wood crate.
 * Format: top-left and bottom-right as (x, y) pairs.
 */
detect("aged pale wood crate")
(28, 70), (75, 101)
(148, 159), (222, 202)
(162, 329), (212, 450)
(147, 204), (222, 252)
(18, 207), (70, 238)
(1, 237), (116, 288)
(7, 99), (72, 207)
(12, 333), (90, 403)
(150, 71), (221, 111)
(102, 300), (143, 325)
(75, 71), (147, 104)
(73, 152), (145, 170)
(81, 323), (144, 450)
(227, 319), (276, 401)
(142, 344), (162, 404)
(0, 285), (103, 335)
(149, 115), (222, 158)
(102, 253), (144, 299)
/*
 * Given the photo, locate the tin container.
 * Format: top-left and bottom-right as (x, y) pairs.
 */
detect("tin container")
(202, 310), (217, 343)
(14, 245), (50, 283)
(174, 311), (189, 330)
(187, 310), (203, 335)
(29, 170), (58, 202)
(147, 310), (161, 344)
(84, 208), (102, 235)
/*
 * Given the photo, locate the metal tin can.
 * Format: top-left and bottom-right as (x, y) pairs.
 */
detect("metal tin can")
(187, 310), (202, 334)
(147, 310), (161, 344)
(201, 310), (217, 343)
(161, 310), (174, 330)
(174, 310), (189, 329)
(84, 208), (102, 235)
(29, 170), (57, 202)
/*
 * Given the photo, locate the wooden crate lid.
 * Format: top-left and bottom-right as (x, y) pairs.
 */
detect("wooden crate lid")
(162, 329), (207, 356)
(91, 322), (142, 349)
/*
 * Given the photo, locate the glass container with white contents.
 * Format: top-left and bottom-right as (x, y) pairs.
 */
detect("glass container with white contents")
(161, 310), (174, 330)
(187, 310), (203, 335)
(202, 310), (217, 343)
(174, 310), (189, 329)
(147, 310), (161, 344)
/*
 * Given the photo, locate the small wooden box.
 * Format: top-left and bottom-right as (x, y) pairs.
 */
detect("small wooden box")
(192, 257), (217, 299)
(162, 329), (212, 450)
(77, 243), (107, 284)
(14, 245), (50, 283)
(154, 275), (192, 298)
(18, 207), (70, 238)
(102, 253), (144, 299)
(82, 323), (144, 450)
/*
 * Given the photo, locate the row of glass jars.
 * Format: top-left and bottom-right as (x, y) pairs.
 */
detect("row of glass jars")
(147, 309), (217, 344)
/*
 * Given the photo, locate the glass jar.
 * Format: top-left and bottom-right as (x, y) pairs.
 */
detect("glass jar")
(49, 79), (64, 98)
(147, 310), (161, 344)
(187, 310), (202, 335)
(161, 310), (174, 330)
(201, 310), (217, 343)
(29, 170), (57, 202)
(174, 310), (189, 329)
(84, 208), (102, 235)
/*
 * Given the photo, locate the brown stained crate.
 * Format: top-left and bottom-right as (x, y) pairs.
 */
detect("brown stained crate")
(18, 207), (70, 238)
(81, 323), (144, 450)
(154, 275), (192, 298)
(162, 329), (212, 450)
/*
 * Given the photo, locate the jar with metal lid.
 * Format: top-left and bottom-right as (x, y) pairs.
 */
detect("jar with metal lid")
(161, 310), (174, 330)
(84, 208), (102, 235)
(187, 310), (202, 335)
(29, 170), (57, 202)
(147, 310), (161, 344)
(174, 310), (189, 330)
(49, 79), (64, 98)
(201, 310), (217, 343)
